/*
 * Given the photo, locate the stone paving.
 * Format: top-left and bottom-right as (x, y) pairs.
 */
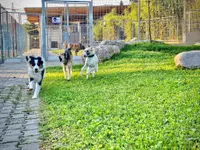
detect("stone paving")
(0, 63), (40, 150)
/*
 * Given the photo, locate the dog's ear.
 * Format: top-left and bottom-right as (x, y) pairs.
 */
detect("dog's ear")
(37, 57), (43, 66)
(58, 56), (62, 62)
(25, 56), (33, 62)
(25, 56), (29, 62)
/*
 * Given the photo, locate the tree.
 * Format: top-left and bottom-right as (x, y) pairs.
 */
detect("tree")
(23, 23), (39, 36)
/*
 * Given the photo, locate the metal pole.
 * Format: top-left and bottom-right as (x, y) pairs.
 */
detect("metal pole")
(0, 4), (4, 63)
(147, 0), (151, 42)
(6, 11), (10, 57)
(183, 0), (186, 43)
(66, 2), (70, 44)
(138, 0), (140, 40)
(41, 0), (47, 60)
(89, 1), (93, 46)
(18, 13), (23, 57)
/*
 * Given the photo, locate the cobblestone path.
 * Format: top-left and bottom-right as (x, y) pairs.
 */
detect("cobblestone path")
(0, 63), (41, 150)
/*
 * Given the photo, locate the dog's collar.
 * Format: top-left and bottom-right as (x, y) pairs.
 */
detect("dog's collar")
(87, 54), (95, 58)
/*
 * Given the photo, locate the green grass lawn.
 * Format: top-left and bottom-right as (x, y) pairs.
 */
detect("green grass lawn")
(40, 43), (200, 149)
(51, 49), (84, 56)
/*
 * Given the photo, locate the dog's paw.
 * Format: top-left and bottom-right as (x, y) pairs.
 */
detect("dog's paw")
(32, 95), (38, 99)
(27, 88), (33, 91)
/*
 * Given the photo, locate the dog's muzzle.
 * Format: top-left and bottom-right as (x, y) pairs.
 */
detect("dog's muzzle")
(35, 68), (38, 73)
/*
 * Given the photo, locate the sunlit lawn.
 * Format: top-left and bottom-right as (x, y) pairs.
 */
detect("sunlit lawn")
(40, 43), (200, 149)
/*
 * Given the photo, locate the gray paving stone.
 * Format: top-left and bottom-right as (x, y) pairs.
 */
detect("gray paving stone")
(27, 114), (39, 120)
(0, 142), (19, 150)
(13, 110), (24, 114)
(0, 103), (3, 108)
(21, 135), (40, 144)
(5, 129), (22, 136)
(23, 129), (39, 137)
(18, 101), (28, 105)
(7, 124), (23, 130)
(0, 122), (7, 129)
(0, 113), (10, 119)
(12, 114), (25, 119)
(2, 106), (13, 110)
(25, 119), (39, 125)
(0, 128), (4, 135)
(2, 135), (20, 143)
(9, 118), (24, 124)
(4, 101), (14, 106)
(0, 99), (4, 103)
(16, 104), (27, 108)
(0, 118), (7, 123)
(16, 106), (26, 111)
(0, 94), (9, 98)
(24, 124), (39, 130)
(1, 109), (13, 114)
(20, 143), (40, 150)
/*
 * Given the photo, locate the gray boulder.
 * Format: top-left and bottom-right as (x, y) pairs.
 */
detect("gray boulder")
(174, 50), (200, 69)
(100, 40), (125, 49)
(94, 45), (120, 62)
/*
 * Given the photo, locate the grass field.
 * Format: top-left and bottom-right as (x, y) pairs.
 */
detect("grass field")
(40, 43), (200, 149)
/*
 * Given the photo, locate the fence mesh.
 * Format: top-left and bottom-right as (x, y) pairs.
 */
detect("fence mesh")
(0, 5), (41, 63)
(92, 0), (200, 43)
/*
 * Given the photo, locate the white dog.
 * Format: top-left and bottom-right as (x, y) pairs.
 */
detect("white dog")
(80, 47), (98, 79)
(25, 56), (46, 99)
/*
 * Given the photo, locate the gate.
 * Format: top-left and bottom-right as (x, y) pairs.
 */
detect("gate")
(41, 0), (93, 60)
(0, 4), (42, 63)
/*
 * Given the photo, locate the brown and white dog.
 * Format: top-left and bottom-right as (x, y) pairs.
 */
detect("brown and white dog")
(69, 43), (85, 56)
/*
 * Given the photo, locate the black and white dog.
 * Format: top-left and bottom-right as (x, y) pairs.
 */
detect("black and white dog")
(80, 47), (98, 79)
(59, 48), (73, 81)
(25, 56), (45, 99)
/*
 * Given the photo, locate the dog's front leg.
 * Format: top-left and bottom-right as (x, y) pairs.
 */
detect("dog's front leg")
(87, 67), (96, 79)
(63, 65), (67, 80)
(67, 67), (72, 81)
(32, 83), (40, 99)
(80, 65), (87, 76)
(28, 78), (34, 91)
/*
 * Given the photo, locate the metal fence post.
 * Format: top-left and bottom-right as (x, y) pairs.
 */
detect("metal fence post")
(0, 4), (4, 63)
(41, 0), (47, 60)
(6, 11), (10, 58)
(89, 1), (93, 46)
(138, 0), (140, 40)
(183, 0), (186, 43)
(18, 13), (23, 57)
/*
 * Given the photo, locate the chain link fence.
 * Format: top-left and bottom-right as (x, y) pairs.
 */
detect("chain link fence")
(93, 0), (200, 44)
(0, 4), (41, 64)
